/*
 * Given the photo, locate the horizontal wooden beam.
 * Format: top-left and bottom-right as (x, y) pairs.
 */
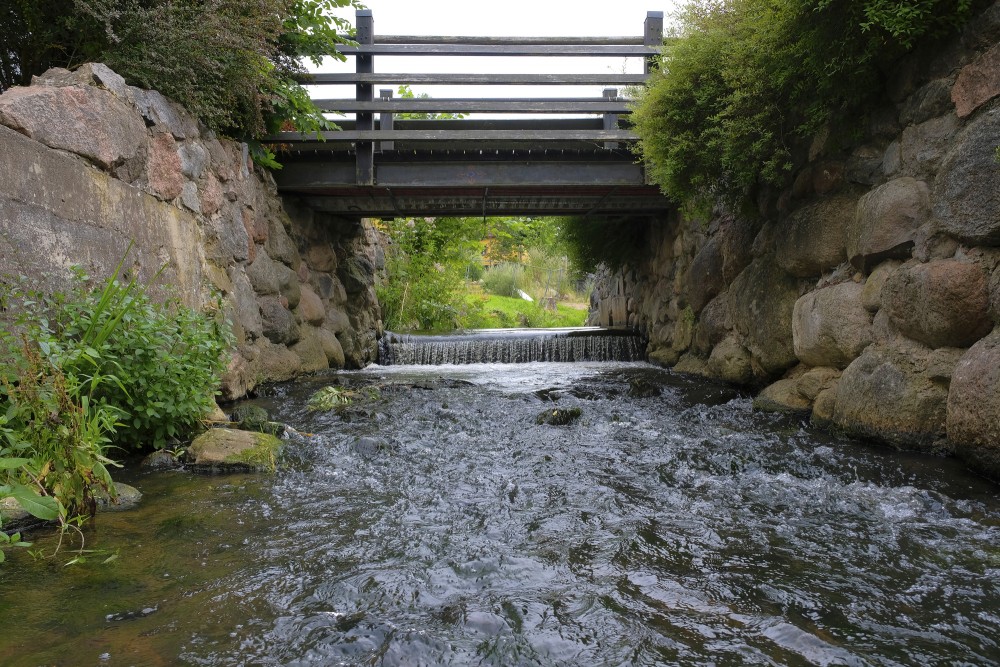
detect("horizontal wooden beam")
(295, 191), (670, 218)
(304, 73), (649, 86)
(276, 161), (646, 189)
(272, 129), (639, 143)
(336, 44), (659, 57)
(313, 98), (632, 113)
(341, 35), (647, 46)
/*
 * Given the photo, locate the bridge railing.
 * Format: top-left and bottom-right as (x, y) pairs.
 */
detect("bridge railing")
(271, 9), (663, 185)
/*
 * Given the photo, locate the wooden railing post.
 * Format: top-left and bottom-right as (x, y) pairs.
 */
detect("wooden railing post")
(603, 88), (619, 149)
(378, 88), (394, 152)
(644, 11), (663, 75)
(356, 9), (374, 184)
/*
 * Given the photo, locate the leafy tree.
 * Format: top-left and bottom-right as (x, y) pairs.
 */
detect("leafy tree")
(632, 0), (979, 210)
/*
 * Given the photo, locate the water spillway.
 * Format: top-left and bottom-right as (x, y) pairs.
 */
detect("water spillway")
(378, 327), (647, 365)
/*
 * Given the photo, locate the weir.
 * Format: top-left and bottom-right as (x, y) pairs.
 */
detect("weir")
(378, 327), (647, 365)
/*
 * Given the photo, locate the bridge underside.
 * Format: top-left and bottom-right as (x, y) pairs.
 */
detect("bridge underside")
(275, 147), (669, 219)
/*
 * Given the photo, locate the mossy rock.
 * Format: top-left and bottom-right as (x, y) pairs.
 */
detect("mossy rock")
(536, 407), (582, 426)
(187, 428), (283, 473)
(230, 404), (269, 424)
(2, 482), (142, 533)
(229, 404), (285, 436)
(95, 482), (143, 511)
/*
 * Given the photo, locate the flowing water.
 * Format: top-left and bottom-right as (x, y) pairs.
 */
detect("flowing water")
(378, 328), (647, 366)
(1, 361), (999, 666)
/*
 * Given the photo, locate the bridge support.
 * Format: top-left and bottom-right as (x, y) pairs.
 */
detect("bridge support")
(379, 88), (394, 152)
(644, 11), (663, 74)
(355, 9), (374, 185)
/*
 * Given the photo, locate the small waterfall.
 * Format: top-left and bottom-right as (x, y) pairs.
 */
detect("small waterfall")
(378, 327), (647, 365)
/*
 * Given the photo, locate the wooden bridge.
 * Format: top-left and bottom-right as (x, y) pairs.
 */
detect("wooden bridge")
(270, 9), (669, 219)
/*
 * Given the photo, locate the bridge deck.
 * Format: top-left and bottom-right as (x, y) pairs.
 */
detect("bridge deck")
(271, 10), (669, 219)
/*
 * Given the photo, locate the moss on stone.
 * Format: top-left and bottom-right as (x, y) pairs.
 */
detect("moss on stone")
(188, 428), (283, 473)
(222, 433), (282, 472)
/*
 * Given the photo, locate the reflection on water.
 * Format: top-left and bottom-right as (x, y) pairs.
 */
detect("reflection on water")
(1, 362), (998, 666)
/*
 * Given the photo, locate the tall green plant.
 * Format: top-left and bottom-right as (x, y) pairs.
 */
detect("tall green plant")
(0, 249), (233, 560)
(376, 216), (486, 331)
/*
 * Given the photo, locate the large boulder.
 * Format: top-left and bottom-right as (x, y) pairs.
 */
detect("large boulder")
(753, 378), (812, 414)
(792, 282), (872, 368)
(898, 113), (959, 177)
(295, 284), (326, 325)
(900, 78), (955, 125)
(833, 343), (954, 451)
(256, 338), (302, 382)
(231, 270), (263, 340)
(848, 177), (930, 272)
(316, 326), (346, 368)
(947, 329), (1000, 479)
(246, 248), (282, 296)
(706, 335), (753, 385)
(0, 81), (147, 175)
(860, 260), (901, 312)
(775, 196), (854, 277)
(259, 295), (300, 345)
(691, 293), (730, 356)
(145, 132), (185, 200)
(684, 216), (757, 312)
(882, 259), (992, 349)
(934, 103), (1000, 245)
(951, 43), (1000, 118)
(685, 238), (725, 313)
(187, 428), (282, 473)
(339, 255), (376, 294)
(291, 326), (330, 373)
(728, 255), (800, 377)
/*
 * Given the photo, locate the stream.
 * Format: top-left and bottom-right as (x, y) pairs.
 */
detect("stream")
(1, 361), (998, 666)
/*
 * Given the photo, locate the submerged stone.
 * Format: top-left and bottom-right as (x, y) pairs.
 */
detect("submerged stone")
(536, 407), (582, 426)
(229, 404), (285, 436)
(141, 449), (182, 470)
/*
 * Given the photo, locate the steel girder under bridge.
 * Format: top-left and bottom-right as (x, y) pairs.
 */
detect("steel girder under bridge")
(270, 9), (670, 220)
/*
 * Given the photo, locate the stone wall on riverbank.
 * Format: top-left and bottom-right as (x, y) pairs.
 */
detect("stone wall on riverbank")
(589, 2), (1000, 479)
(0, 64), (382, 399)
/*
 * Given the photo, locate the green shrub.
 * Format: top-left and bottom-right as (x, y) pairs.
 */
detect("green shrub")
(556, 216), (649, 273)
(481, 263), (525, 298)
(2, 259), (232, 451)
(632, 0), (979, 209)
(1, 255), (233, 560)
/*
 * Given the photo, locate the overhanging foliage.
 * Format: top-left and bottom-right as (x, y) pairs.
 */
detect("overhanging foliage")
(632, 0), (979, 210)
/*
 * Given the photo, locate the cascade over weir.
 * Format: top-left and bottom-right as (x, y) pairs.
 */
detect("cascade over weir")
(379, 327), (647, 365)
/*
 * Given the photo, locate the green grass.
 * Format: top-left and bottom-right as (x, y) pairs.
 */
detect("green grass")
(460, 294), (587, 329)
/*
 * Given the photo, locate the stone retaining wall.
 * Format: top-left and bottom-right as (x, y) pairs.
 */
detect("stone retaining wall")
(0, 64), (382, 399)
(590, 2), (1000, 479)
